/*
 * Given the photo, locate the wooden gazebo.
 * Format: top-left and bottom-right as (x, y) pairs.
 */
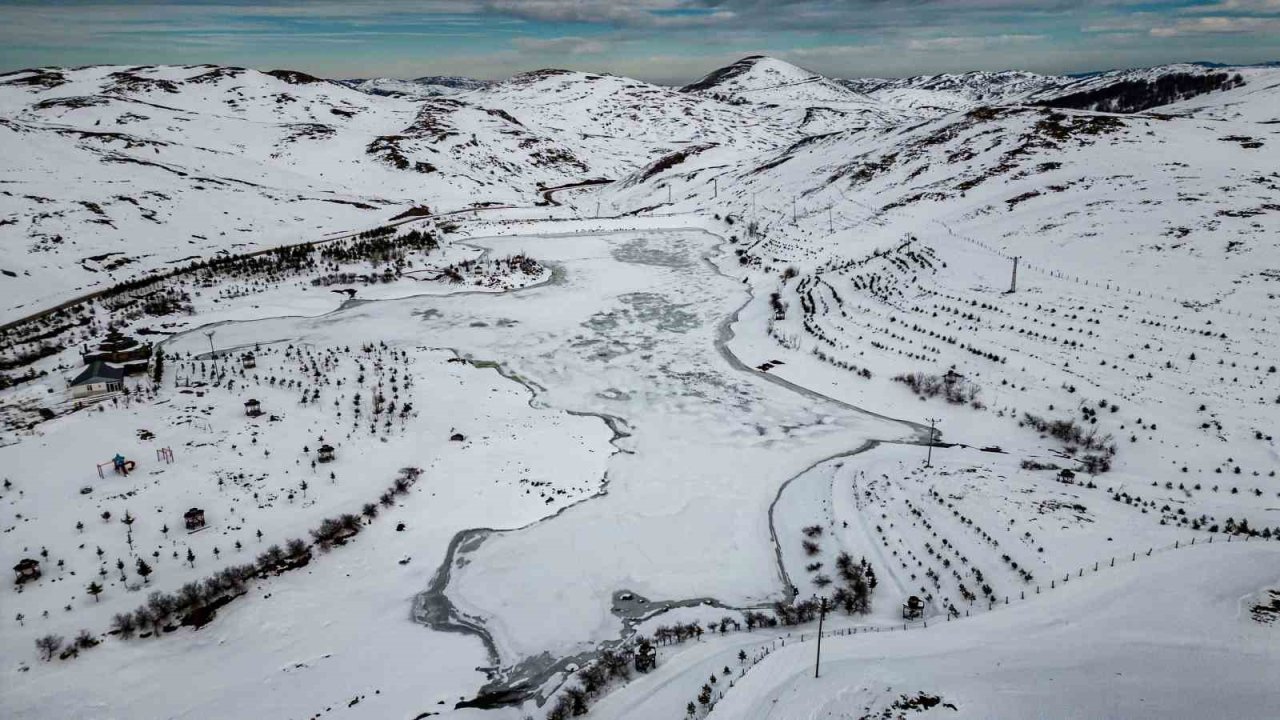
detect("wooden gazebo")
(902, 595), (924, 620)
(244, 399), (262, 417)
(317, 444), (335, 463)
(14, 558), (41, 584)
(184, 507), (206, 531)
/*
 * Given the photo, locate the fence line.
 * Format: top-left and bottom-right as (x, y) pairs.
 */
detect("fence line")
(702, 531), (1267, 715)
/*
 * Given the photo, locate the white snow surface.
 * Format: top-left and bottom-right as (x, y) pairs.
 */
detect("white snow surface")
(2, 55), (1279, 720)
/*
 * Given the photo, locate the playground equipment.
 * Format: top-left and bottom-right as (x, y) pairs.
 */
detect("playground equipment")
(97, 454), (137, 479)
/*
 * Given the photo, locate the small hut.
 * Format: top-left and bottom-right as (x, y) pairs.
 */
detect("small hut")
(902, 595), (924, 620)
(634, 639), (657, 673)
(241, 352), (257, 370)
(244, 398), (262, 417)
(183, 507), (206, 531)
(14, 558), (41, 584)
(317, 444), (335, 463)
(450, 432), (466, 442)
(69, 361), (126, 399)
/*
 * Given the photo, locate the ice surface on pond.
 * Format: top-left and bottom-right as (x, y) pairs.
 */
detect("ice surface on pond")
(416, 229), (917, 669)
(152, 227), (915, 676)
(610, 235), (695, 268)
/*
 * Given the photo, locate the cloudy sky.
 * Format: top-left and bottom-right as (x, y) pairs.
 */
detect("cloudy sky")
(1, 1), (1277, 82)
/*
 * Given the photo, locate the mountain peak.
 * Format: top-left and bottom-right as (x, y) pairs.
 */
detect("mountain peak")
(681, 55), (818, 94)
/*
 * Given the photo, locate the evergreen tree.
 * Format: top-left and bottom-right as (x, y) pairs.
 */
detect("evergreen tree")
(136, 558), (153, 584)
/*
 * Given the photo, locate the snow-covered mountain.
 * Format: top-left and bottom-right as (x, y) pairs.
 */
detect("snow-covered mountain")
(840, 70), (1071, 112)
(0, 63), (792, 320)
(1023, 62), (1280, 120)
(2, 54), (1278, 720)
(683, 55), (867, 106)
(681, 55), (921, 133)
(339, 75), (491, 99)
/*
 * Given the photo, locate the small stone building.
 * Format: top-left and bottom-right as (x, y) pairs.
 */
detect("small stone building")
(244, 398), (262, 417)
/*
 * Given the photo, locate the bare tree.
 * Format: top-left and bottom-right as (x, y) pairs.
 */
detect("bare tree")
(35, 634), (64, 661)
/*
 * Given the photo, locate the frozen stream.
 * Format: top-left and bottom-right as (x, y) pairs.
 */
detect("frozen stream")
(163, 226), (928, 709)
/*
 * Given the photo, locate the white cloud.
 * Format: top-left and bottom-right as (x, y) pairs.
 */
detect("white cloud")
(908, 34), (1045, 52)
(1180, 0), (1280, 14)
(1150, 15), (1280, 36)
(512, 36), (609, 55)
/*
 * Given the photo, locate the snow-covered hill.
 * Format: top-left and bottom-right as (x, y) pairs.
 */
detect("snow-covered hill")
(2, 53), (1278, 720)
(0, 63), (791, 322)
(682, 55), (920, 133)
(841, 70), (1070, 113)
(340, 75), (490, 99)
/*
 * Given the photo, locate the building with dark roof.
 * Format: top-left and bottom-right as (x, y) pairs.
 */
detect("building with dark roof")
(69, 361), (125, 399)
(82, 327), (152, 374)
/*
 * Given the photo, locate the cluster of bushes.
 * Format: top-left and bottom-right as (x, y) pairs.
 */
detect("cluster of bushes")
(110, 562), (259, 638)
(376, 467), (422, 507)
(771, 598), (825, 625)
(1021, 412), (1116, 473)
(310, 514), (361, 551)
(365, 135), (436, 173)
(652, 622), (706, 645)
(34, 629), (99, 662)
(101, 467), (422, 649)
(319, 228), (436, 268)
(437, 254), (542, 284)
(0, 225), (439, 380)
(894, 371), (984, 409)
(769, 291), (786, 320)
(1038, 72), (1244, 115)
(812, 348), (872, 379)
(635, 143), (713, 183)
(832, 552), (876, 613)
(311, 270), (399, 287)
(545, 645), (639, 720)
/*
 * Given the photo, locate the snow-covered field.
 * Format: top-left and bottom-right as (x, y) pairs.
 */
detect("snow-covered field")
(2, 55), (1278, 720)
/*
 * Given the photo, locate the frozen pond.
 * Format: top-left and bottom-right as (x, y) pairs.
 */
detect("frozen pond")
(162, 227), (923, 704)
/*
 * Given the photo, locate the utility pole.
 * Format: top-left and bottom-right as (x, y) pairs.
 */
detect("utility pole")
(204, 331), (216, 357)
(1008, 256), (1020, 293)
(925, 417), (940, 467)
(792, 197), (797, 224)
(814, 596), (830, 678)
(828, 206), (833, 233)
(712, 178), (718, 198)
(667, 184), (672, 205)
(595, 200), (600, 218)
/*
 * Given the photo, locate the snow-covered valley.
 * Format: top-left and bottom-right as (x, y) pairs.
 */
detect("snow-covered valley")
(2, 55), (1277, 720)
